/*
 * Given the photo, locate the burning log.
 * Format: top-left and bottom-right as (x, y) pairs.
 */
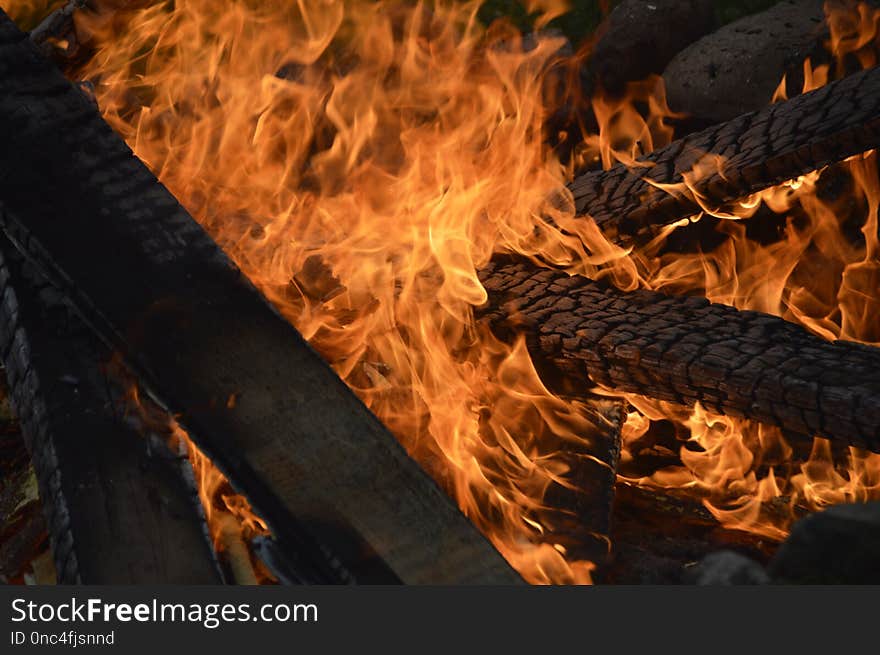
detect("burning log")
(0, 11), (524, 584)
(0, 234), (221, 583)
(478, 257), (880, 452)
(569, 64), (880, 244)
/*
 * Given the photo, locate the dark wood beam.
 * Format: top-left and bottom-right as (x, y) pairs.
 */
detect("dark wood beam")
(0, 233), (221, 583)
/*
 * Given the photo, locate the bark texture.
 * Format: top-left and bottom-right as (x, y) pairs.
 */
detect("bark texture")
(662, 0), (826, 123)
(569, 64), (880, 244)
(479, 258), (880, 452)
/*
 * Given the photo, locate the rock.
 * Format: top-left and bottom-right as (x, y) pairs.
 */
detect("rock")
(590, 0), (717, 94)
(663, 0), (827, 123)
(683, 550), (770, 585)
(769, 502), (880, 583)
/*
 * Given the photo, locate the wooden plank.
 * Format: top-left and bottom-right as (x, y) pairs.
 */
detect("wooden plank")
(0, 11), (522, 584)
(544, 398), (623, 582)
(0, 232), (221, 583)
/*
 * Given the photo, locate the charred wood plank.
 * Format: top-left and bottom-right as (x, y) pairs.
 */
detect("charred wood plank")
(608, 482), (777, 584)
(0, 11), (522, 584)
(569, 65), (880, 244)
(0, 233), (221, 583)
(539, 398), (622, 582)
(478, 257), (880, 453)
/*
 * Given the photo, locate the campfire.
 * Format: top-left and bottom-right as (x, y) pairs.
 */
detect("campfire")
(1, 0), (879, 585)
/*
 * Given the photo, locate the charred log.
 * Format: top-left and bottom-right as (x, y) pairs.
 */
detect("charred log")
(478, 257), (880, 453)
(540, 398), (623, 581)
(0, 233), (221, 583)
(609, 483), (777, 584)
(569, 64), (880, 245)
(0, 11), (524, 584)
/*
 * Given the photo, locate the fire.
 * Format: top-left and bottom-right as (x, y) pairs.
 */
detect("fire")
(620, 144), (880, 539)
(609, 0), (880, 540)
(119, 382), (271, 583)
(23, 0), (615, 585)
(4, 0), (62, 26)
(4, 0), (880, 581)
(575, 75), (680, 171)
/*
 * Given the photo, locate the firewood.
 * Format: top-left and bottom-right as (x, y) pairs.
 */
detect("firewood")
(29, 0), (86, 51)
(478, 257), (880, 452)
(569, 64), (880, 245)
(608, 482), (778, 584)
(217, 513), (259, 585)
(0, 234), (221, 583)
(538, 398), (623, 581)
(0, 12), (524, 584)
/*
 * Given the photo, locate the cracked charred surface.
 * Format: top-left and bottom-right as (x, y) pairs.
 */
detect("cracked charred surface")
(478, 257), (880, 452)
(0, 233), (221, 584)
(569, 64), (880, 245)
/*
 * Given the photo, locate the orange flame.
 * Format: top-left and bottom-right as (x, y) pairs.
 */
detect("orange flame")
(610, 0), (880, 540)
(35, 0), (621, 584)
(120, 385), (270, 545)
(4, 0), (880, 578)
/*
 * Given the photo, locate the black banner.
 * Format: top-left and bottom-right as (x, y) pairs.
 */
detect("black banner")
(0, 585), (873, 652)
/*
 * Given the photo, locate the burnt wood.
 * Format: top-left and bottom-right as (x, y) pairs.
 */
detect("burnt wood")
(0, 233), (221, 583)
(609, 482), (777, 584)
(539, 398), (623, 581)
(0, 11), (522, 584)
(569, 65), (880, 244)
(478, 257), (880, 452)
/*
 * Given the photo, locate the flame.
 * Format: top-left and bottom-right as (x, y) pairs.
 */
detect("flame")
(610, 0), (880, 540)
(119, 383), (271, 568)
(576, 75), (680, 171)
(3, 0), (63, 27)
(4, 0), (880, 577)
(10, 0), (625, 585)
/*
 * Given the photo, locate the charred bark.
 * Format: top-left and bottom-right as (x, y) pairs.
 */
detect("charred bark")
(569, 64), (880, 245)
(0, 11), (523, 584)
(478, 257), (880, 453)
(0, 233), (221, 583)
